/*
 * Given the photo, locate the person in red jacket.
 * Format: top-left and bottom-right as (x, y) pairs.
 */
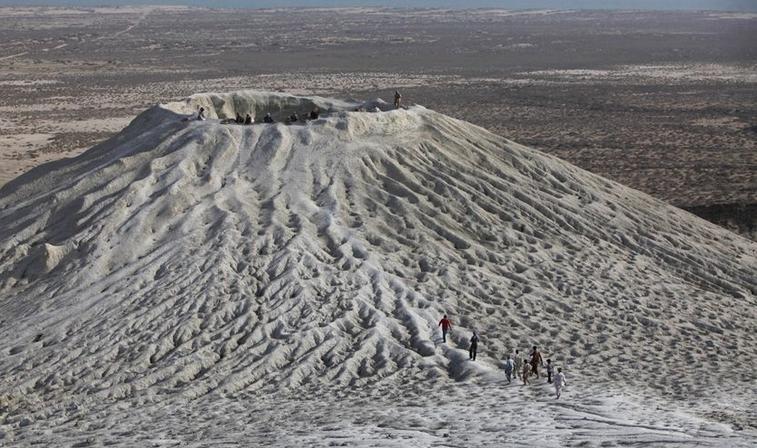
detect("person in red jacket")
(438, 315), (452, 342)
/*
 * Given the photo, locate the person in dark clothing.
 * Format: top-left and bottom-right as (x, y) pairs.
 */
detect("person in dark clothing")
(469, 331), (479, 361)
(288, 112), (299, 123)
(309, 107), (320, 120)
(513, 349), (522, 380)
(244, 113), (253, 125)
(503, 354), (514, 383)
(546, 358), (554, 383)
(196, 107), (206, 121)
(235, 113), (244, 124)
(438, 315), (452, 343)
(394, 90), (402, 109)
(263, 112), (274, 123)
(530, 346), (544, 378)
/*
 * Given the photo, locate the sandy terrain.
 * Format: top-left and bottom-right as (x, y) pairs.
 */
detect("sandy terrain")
(0, 7), (754, 236)
(0, 90), (755, 446)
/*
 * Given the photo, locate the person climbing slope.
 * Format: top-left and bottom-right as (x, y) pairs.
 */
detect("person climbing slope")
(513, 349), (522, 380)
(530, 346), (544, 378)
(503, 354), (514, 383)
(554, 368), (567, 399)
(196, 107), (206, 121)
(546, 359), (554, 383)
(522, 359), (531, 385)
(394, 90), (402, 109)
(438, 315), (452, 343)
(469, 331), (479, 361)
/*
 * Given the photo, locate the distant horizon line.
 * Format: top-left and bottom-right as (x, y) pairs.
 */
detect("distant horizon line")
(1, 0), (757, 13)
(1, 4), (756, 13)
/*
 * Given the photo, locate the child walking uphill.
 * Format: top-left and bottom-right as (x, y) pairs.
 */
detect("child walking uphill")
(554, 368), (567, 399)
(522, 360), (531, 385)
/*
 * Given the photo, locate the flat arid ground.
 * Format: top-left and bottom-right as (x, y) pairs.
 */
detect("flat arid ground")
(0, 7), (755, 236)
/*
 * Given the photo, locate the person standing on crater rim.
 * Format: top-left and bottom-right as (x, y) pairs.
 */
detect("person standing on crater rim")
(394, 90), (402, 109)
(438, 315), (452, 343)
(469, 331), (479, 361)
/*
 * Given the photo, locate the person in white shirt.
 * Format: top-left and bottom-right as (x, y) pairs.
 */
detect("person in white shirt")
(554, 367), (567, 399)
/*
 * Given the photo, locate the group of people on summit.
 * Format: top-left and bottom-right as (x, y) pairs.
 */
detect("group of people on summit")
(191, 90), (404, 124)
(438, 315), (567, 399)
(194, 106), (321, 124)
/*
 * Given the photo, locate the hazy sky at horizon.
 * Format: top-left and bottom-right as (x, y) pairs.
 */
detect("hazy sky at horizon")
(1, 1), (756, 12)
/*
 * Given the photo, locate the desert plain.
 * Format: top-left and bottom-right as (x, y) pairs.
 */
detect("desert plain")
(0, 6), (755, 236)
